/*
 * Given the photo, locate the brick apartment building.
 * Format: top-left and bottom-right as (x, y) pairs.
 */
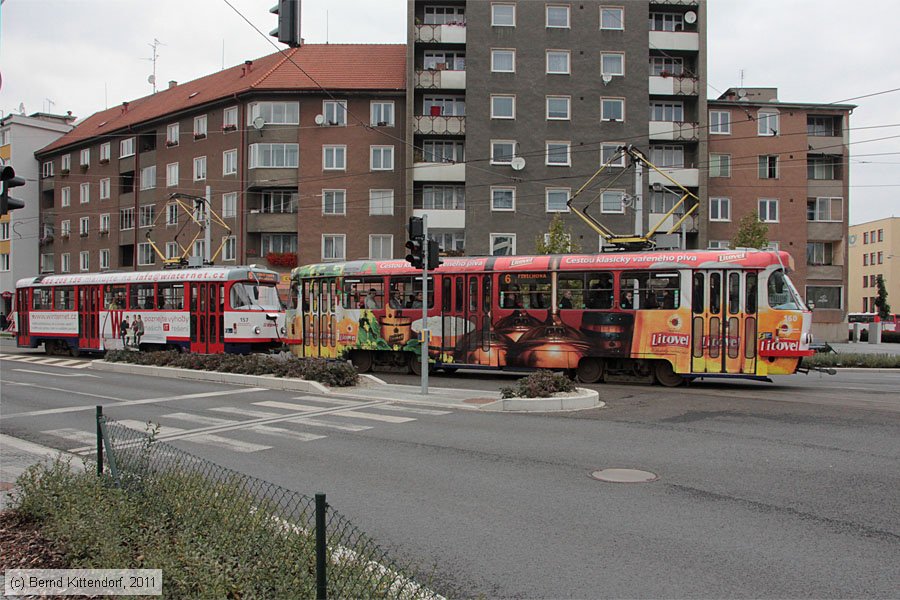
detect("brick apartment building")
(848, 217), (899, 314)
(34, 45), (406, 281)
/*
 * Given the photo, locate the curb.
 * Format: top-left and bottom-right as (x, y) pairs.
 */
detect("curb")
(479, 388), (602, 412)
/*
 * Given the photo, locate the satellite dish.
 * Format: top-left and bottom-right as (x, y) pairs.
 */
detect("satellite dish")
(601, 74), (612, 85)
(251, 116), (265, 130)
(737, 88), (747, 98)
(148, 74), (156, 84)
(684, 11), (697, 24)
(314, 114), (326, 126)
(622, 195), (634, 208)
(848, 234), (858, 245)
(510, 157), (526, 171)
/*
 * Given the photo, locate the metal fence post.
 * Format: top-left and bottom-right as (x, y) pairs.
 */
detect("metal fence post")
(96, 405), (103, 476)
(316, 493), (327, 600)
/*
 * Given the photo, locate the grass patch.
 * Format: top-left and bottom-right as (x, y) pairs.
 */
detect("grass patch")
(802, 353), (900, 369)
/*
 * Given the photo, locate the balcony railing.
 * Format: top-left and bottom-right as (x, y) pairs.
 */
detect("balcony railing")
(414, 115), (465, 136)
(414, 23), (466, 44)
(648, 120), (700, 141)
(415, 69), (466, 90)
(648, 74), (700, 96)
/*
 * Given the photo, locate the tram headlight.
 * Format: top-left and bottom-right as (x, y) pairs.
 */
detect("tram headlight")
(254, 326), (261, 335)
(280, 326), (286, 335)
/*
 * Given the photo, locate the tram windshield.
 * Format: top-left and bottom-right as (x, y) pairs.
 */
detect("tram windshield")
(767, 270), (804, 310)
(231, 282), (283, 311)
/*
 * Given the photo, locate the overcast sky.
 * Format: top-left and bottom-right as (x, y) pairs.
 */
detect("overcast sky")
(2, 0), (898, 225)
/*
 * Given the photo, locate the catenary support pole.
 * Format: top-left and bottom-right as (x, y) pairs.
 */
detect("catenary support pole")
(421, 214), (429, 395)
(96, 405), (103, 476)
(316, 493), (327, 600)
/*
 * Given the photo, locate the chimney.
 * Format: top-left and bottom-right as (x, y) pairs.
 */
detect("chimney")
(245, 60), (253, 72)
(121, 101), (129, 114)
(168, 80), (178, 89)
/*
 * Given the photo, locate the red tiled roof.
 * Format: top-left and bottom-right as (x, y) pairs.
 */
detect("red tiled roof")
(38, 44), (406, 155)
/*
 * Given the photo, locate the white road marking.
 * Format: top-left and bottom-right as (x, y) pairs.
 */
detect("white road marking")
(117, 420), (186, 437)
(254, 400), (325, 412)
(41, 428), (97, 445)
(287, 417), (372, 432)
(210, 406), (282, 419)
(113, 419), (270, 453)
(376, 404), (451, 416)
(247, 425), (325, 443)
(163, 412), (240, 427)
(13, 369), (99, 378)
(332, 410), (415, 424)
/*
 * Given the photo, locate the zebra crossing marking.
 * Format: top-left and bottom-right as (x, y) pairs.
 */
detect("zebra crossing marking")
(0, 354), (92, 369)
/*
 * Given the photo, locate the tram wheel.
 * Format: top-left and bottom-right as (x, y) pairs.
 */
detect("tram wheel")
(655, 360), (684, 387)
(576, 358), (604, 384)
(350, 351), (373, 373)
(408, 353), (421, 375)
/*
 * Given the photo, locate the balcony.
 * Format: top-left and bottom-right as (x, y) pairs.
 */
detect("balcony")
(247, 211), (297, 234)
(415, 23), (466, 44)
(412, 209), (465, 229)
(649, 31), (699, 51)
(649, 121), (700, 141)
(648, 168), (699, 188)
(808, 135), (845, 154)
(415, 69), (466, 90)
(807, 221), (844, 242)
(649, 74), (700, 96)
(414, 115), (465, 136)
(412, 162), (465, 182)
(649, 212), (698, 234)
(807, 264), (843, 281)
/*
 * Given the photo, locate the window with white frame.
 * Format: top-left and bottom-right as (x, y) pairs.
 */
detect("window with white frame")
(432, 231), (465, 252)
(491, 3), (515, 26)
(193, 240), (206, 258)
(323, 190), (346, 215)
(650, 101), (683, 122)
(370, 146), (394, 170)
(100, 142), (111, 162)
(709, 153), (731, 177)
(61, 154), (71, 171)
(491, 140), (516, 165)
(61, 187), (71, 207)
(758, 155), (778, 179)
(491, 49), (515, 73)
(261, 191), (297, 213)
(546, 5), (570, 27)
(491, 234), (516, 256)
(323, 145), (346, 170)
(99, 249), (110, 270)
(546, 188), (570, 212)
(61, 219), (71, 237)
(99, 178), (110, 200)
(79, 217), (89, 236)
(807, 242), (834, 266)
(100, 213), (110, 233)
(805, 286), (842, 310)
(491, 187), (515, 211)
(140, 165), (156, 190)
(649, 56), (683, 76)
(600, 6), (624, 29)
(223, 236), (236, 261)
(423, 5), (465, 24)
(139, 205), (155, 228)
(650, 145), (684, 168)
(80, 182), (90, 204)
(601, 53), (624, 76)
(166, 203), (178, 226)
(166, 162), (179, 187)
(120, 207), (135, 230)
(138, 243), (155, 266)
(546, 50), (570, 74)
(601, 98), (625, 121)
(249, 102), (299, 125)
(223, 106), (238, 130)
(221, 149), (237, 176)
(758, 198), (779, 223)
(758, 111), (779, 136)
(423, 96), (466, 116)
(42, 162), (54, 178)
(222, 192), (237, 218)
(423, 140), (464, 163)
(40, 253), (54, 273)
(807, 197), (842, 222)
(79, 251), (89, 272)
(0, 223), (8, 241)
(324, 100), (347, 126)
(248, 144), (298, 168)
(322, 234), (346, 261)
(193, 156), (207, 181)
(80, 148), (90, 167)
(601, 190), (626, 213)
(61, 253), (70, 273)
(120, 137), (135, 158)
(491, 95), (516, 119)
(708, 240), (731, 250)
(546, 142), (571, 166)
(601, 144), (626, 167)
(370, 101), (395, 127)
(650, 190), (684, 215)
(547, 96), (571, 120)
(193, 114), (208, 138)
(369, 235), (393, 260)
(420, 185), (465, 210)
(0, 253), (8, 272)
(423, 50), (466, 70)
(369, 189), (394, 215)
(709, 197), (731, 222)
(261, 233), (297, 254)
(710, 111), (731, 134)
(649, 12), (683, 31)
(166, 123), (180, 145)
(166, 242), (179, 259)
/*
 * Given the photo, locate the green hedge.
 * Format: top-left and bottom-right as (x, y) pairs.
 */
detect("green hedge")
(500, 370), (577, 399)
(105, 350), (359, 387)
(802, 353), (900, 369)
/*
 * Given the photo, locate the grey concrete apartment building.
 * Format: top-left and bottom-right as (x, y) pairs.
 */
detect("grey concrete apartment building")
(406, 0), (707, 255)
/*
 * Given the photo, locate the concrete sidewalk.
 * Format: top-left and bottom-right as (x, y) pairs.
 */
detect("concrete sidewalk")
(0, 435), (83, 511)
(828, 341), (900, 355)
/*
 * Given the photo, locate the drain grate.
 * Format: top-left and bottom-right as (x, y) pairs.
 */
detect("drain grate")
(591, 468), (658, 483)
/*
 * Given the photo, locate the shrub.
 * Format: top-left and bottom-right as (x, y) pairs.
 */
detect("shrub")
(802, 353), (900, 369)
(501, 370), (576, 399)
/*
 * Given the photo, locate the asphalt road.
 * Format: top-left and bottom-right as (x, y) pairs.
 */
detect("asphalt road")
(1, 344), (898, 598)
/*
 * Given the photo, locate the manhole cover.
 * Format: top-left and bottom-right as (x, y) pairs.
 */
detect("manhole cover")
(591, 468), (658, 483)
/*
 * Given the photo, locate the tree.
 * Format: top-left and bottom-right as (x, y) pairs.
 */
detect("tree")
(874, 275), (892, 318)
(535, 214), (580, 254)
(731, 211), (769, 249)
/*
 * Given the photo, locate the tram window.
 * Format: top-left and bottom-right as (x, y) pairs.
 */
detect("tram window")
(483, 277), (492, 313)
(469, 278), (479, 312)
(105, 286), (127, 309)
(692, 273), (704, 314)
(442, 278), (452, 312)
(728, 273), (741, 315)
(558, 275), (585, 309)
(289, 282), (299, 310)
(390, 276), (433, 309)
(455, 277), (464, 312)
(32, 288), (52, 310)
(746, 273), (758, 314)
(585, 273), (614, 309)
(344, 277), (385, 309)
(767, 270), (802, 310)
(158, 283), (184, 310)
(709, 273), (721, 314)
(54, 287), (75, 310)
(621, 272), (680, 310)
(131, 284), (156, 310)
(499, 273), (550, 309)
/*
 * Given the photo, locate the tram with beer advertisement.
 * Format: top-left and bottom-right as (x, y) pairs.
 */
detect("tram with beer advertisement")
(286, 249), (814, 386)
(14, 267), (286, 356)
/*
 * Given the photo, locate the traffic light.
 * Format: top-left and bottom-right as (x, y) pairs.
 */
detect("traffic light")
(270, 0), (302, 48)
(427, 239), (442, 271)
(0, 166), (26, 216)
(405, 238), (424, 269)
(408, 216), (424, 240)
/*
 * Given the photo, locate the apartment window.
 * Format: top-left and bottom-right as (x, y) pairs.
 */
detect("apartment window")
(248, 144), (298, 168)
(138, 243), (155, 266)
(0, 253), (8, 272)
(322, 234), (346, 261)
(139, 205), (155, 228)
(601, 53), (624, 76)
(758, 111), (779, 136)
(42, 161), (54, 178)
(99, 249), (110, 270)
(423, 96), (465, 116)
(708, 240), (731, 250)
(650, 101), (683, 122)
(758, 155), (779, 179)
(546, 142), (571, 166)
(491, 141), (516, 165)
(709, 154), (731, 177)
(864, 254), (869, 266)
(80, 148), (90, 167)
(601, 190), (626, 213)
(223, 107), (238, 130)
(864, 232), (869, 244)
(808, 155), (841, 180)
(758, 199), (779, 223)
(546, 188), (570, 213)
(878, 229), (884, 242)
(807, 242), (834, 266)
(546, 5), (570, 27)
(420, 185), (465, 210)
(601, 98), (625, 121)
(432, 231), (465, 253)
(0, 223), (7, 242)
(424, 50), (466, 71)
(79, 217), (89, 236)
(491, 234), (516, 256)
(61, 253), (70, 273)
(710, 111), (731, 134)
(193, 240), (206, 258)
(649, 56), (683, 76)
(193, 115), (208, 138)
(140, 165), (156, 190)
(601, 144), (626, 167)
(709, 197), (731, 222)
(323, 190), (346, 215)
(878, 251), (884, 264)
(99, 178), (111, 200)
(165, 162), (178, 187)
(79, 251), (90, 272)
(61, 154), (71, 172)
(80, 182), (90, 204)
(806, 286), (842, 310)
(323, 145), (347, 170)
(650, 145), (684, 168)
(193, 156), (207, 180)
(61, 220), (71, 237)
(120, 207), (135, 231)
(120, 137), (135, 157)
(370, 146), (394, 170)
(808, 115), (841, 137)
(370, 101), (395, 127)
(216, 236), (234, 261)
(547, 96), (571, 120)
(57, 187), (69, 210)
(166, 242), (179, 259)
(223, 149), (238, 175)
(423, 140), (465, 162)
(649, 12), (683, 31)
(807, 197), (842, 221)
(369, 189), (394, 216)
(250, 101), (299, 125)
(600, 6), (624, 30)
(166, 203), (178, 226)
(261, 191), (298, 213)
(491, 187), (515, 211)
(491, 95), (516, 118)
(546, 51), (570, 74)
(491, 49), (516, 73)
(222, 192), (237, 218)
(100, 213), (110, 233)
(166, 123), (180, 146)
(323, 100), (347, 126)
(369, 235), (393, 260)
(423, 5), (465, 24)
(492, 3), (515, 26)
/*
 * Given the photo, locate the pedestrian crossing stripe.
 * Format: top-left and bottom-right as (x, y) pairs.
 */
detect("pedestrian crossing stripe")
(0, 354), (92, 369)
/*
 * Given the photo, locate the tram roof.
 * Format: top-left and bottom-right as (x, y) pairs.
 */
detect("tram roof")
(16, 266), (279, 288)
(294, 249), (795, 277)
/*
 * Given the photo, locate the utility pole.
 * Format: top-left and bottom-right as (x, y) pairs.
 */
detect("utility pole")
(204, 185), (212, 264)
(633, 158), (643, 236)
(420, 214), (429, 395)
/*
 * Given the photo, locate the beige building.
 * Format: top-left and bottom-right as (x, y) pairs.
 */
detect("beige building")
(848, 217), (899, 314)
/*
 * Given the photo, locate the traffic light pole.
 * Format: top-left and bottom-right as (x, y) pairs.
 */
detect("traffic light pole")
(420, 214), (429, 396)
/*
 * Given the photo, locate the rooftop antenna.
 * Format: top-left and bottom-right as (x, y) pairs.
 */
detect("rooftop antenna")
(740, 68), (745, 88)
(326, 10), (329, 44)
(45, 99), (55, 113)
(145, 38), (165, 93)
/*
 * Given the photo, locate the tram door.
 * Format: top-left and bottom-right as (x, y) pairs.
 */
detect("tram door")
(439, 276), (466, 363)
(691, 270), (756, 374)
(304, 278), (336, 358)
(16, 287), (29, 346)
(78, 285), (102, 350)
(190, 282), (224, 353)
